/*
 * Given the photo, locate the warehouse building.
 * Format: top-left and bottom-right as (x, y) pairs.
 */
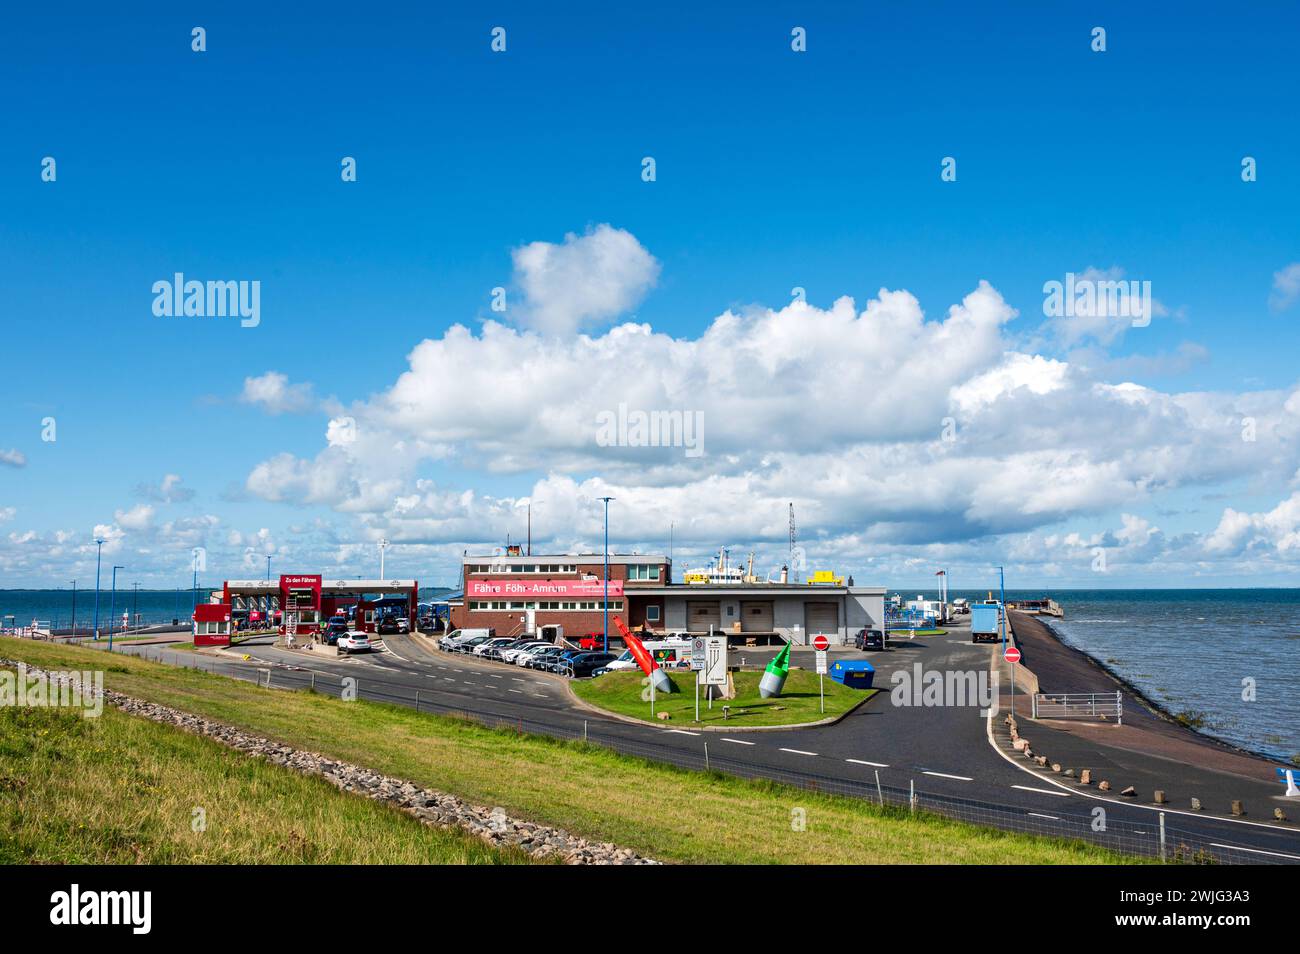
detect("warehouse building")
(629, 581), (885, 646)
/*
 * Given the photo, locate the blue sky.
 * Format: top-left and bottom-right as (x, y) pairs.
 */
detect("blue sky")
(2, 1), (1299, 589)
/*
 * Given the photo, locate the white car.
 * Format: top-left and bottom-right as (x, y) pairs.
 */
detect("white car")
(473, 636), (517, 656)
(514, 644), (563, 666)
(499, 641), (552, 664)
(601, 649), (641, 672)
(337, 632), (373, 655)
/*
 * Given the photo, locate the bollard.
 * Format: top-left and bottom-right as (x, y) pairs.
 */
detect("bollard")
(909, 778), (916, 813)
(1159, 812), (1167, 862)
(1231, 800), (1244, 816)
(1154, 789), (1166, 805)
(1098, 780), (1111, 792)
(875, 770), (884, 807)
(414, 690), (420, 710)
(583, 720), (588, 742)
(704, 741), (710, 773)
(1190, 797), (1202, 811)
(1275, 807), (1288, 823)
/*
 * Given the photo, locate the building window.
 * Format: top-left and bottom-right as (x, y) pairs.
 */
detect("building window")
(627, 564), (659, 581)
(646, 605), (661, 622)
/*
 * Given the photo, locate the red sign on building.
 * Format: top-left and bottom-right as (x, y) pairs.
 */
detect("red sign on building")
(467, 579), (624, 599)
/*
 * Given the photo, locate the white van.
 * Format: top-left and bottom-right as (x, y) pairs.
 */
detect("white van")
(440, 627), (491, 650)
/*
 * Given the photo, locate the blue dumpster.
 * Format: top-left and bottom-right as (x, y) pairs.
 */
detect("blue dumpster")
(829, 659), (875, 689)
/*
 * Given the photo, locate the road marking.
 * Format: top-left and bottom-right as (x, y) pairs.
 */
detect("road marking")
(923, 771), (973, 781)
(1027, 812), (1060, 821)
(846, 758), (889, 768)
(779, 748), (818, 756)
(487, 674), (502, 679)
(1210, 843), (1300, 861)
(511, 677), (525, 682)
(721, 738), (755, 746)
(1011, 784), (1071, 798)
(664, 729), (700, 736)
(462, 681), (477, 686)
(508, 689), (523, 694)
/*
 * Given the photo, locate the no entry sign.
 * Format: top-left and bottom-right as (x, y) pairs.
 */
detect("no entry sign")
(812, 634), (830, 651)
(1004, 646), (1021, 664)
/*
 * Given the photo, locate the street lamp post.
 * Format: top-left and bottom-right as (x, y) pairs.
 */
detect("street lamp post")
(132, 582), (139, 633)
(108, 565), (124, 651)
(600, 497), (613, 653)
(378, 539), (389, 581)
(92, 538), (105, 640)
(68, 580), (76, 637)
(266, 555), (273, 627)
(997, 564), (1007, 654)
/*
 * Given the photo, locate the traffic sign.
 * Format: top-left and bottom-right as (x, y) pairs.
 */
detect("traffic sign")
(1004, 646), (1021, 664)
(815, 650), (828, 674)
(702, 636), (728, 686)
(812, 634), (830, 651)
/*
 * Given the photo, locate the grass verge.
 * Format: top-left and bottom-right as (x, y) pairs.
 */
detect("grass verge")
(0, 637), (1141, 865)
(0, 674), (530, 864)
(570, 668), (870, 726)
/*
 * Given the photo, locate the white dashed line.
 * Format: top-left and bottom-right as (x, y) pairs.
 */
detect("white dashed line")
(508, 689), (523, 694)
(1011, 784), (1071, 798)
(1210, 843), (1300, 861)
(779, 748), (818, 756)
(664, 729), (700, 736)
(923, 771), (973, 782)
(487, 674), (502, 679)
(845, 758), (889, 768)
(721, 738), (755, 746)
(1027, 812), (1060, 821)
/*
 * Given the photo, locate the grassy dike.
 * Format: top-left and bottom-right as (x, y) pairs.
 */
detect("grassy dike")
(0, 638), (1139, 865)
(0, 688), (529, 864)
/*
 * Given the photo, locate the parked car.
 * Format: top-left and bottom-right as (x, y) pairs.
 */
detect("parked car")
(514, 645), (559, 667)
(600, 649), (641, 672)
(439, 628), (486, 650)
(483, 638), (534, 661)
(541, 649), (590, 674)
(473, 636), (517, 657)
(498, 640), (552, 663)
(337, 632), (373, 655)
(565, 652), (619, 677)
(854, 628), (888, 651)
(524, 646), (567, 669)
(455, 635), (494, 654)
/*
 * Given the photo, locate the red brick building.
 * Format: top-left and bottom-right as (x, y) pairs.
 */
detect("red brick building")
(449, 552), (670, 639)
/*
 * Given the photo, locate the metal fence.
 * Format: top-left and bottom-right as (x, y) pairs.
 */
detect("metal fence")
(104, 643), (1298, 865)
(1032, 691), (1123, 724)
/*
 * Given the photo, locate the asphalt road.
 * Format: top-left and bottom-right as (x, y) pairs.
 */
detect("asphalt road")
(101, 626), (1300, 863)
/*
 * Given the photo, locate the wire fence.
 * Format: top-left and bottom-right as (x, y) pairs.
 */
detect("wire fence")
(109, 642), (1300, 866)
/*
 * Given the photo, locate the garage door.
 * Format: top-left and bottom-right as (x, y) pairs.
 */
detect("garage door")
(688, 601), (721, 632)
(740, 601), (774, 632)
(804, 602), (839, 642)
